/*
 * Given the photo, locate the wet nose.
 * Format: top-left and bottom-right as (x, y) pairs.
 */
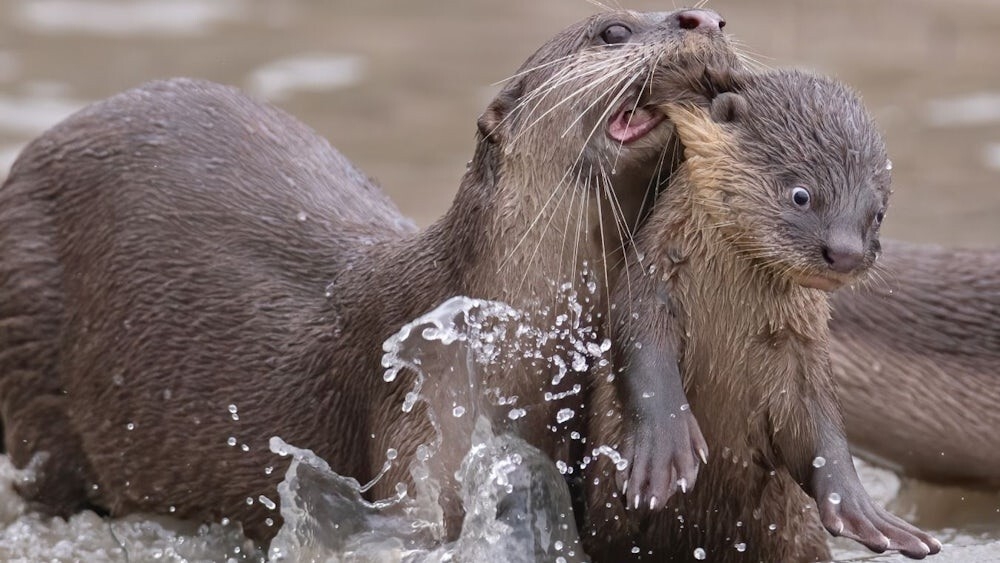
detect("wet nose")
(822, 239), (865, 274)
(674, 9), (726, 32)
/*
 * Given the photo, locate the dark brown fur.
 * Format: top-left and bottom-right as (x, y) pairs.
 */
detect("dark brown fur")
(830, 239), (1000, 486)
(584, 70), (940, 561)
(0, 10), (740, 544)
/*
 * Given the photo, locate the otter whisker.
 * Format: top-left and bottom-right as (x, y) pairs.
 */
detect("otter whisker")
(497, 161), (581, 273)
(516, 171), (575, 294)
(492, 52), (589, 86)
(509, 54), (642, 148)
(556, 61), (647, 138)
(594, 163), (614, 328)
(557, 165), (585, 293)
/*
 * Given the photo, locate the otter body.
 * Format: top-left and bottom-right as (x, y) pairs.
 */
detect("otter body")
(831, 239), (1000, 486)
(0, 10), (739, 543)
(587, 70), (939, 561)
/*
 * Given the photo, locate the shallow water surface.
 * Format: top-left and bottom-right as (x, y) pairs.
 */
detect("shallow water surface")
(0, 0), (998, 561)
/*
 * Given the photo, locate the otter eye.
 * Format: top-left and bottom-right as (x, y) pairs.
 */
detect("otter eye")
(875, 209), (885, 225)
(791, 186), (811, 208)
(600, 24), (632, 45)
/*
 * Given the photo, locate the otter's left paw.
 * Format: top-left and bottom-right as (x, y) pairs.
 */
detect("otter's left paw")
(817, 486), (942, 559)
(616, 408), (708, 512)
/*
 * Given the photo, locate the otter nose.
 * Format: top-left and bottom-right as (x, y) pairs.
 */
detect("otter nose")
(674, 9), (726, 32)
(822, 238), (865, 274)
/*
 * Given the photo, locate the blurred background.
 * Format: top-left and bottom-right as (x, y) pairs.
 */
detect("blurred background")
(0, 0), (998, 245)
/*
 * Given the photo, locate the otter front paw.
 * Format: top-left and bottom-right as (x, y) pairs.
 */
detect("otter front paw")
(616, 407), (708, 512)
(816, 484), (942, 559)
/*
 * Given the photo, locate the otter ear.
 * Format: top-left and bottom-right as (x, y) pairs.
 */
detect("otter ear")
(477, 80), (525, 144)
(710, 92), (748, 124)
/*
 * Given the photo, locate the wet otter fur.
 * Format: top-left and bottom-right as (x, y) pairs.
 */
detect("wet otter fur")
(0, 9), (740, 544)
(585, 70), (941, 561)
(831, 240), (1000, 487)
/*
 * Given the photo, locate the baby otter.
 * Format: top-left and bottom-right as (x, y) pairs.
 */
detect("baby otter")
(587, 70), (941, 560)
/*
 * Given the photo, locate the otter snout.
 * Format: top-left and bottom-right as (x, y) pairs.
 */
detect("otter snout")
(673, 9), (726, 32)
(821, 232), (866, 274)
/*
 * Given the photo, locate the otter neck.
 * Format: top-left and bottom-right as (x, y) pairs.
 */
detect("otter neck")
(663, 168), (832, 386)
(456, 139), (633, 315)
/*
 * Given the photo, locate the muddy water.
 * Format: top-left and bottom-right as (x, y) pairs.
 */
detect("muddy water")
(0, 0), (997, 561)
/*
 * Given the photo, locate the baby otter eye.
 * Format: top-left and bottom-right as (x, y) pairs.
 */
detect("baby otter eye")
(875, 209), (885, 225)
(791, 186), (811, 208)
(600, 24), (632, 45)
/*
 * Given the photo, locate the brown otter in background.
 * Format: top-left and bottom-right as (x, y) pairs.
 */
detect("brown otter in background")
(831, 240), (1000, 487)
(0, 9), (740, 544)
(586, 70), (940, 561)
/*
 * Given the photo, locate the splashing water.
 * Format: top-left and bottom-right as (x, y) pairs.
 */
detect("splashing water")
(0, 295), (995, 561)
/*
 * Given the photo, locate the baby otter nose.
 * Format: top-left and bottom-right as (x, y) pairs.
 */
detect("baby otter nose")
(675, 9), (726, 32)
(822, 240), (865, 274)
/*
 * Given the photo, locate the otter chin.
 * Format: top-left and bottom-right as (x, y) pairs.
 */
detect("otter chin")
(794, 272), (852, 292)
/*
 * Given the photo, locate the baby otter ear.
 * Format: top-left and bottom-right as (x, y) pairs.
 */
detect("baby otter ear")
(710, 92), (748, 124)
(477, 79), (525, 144)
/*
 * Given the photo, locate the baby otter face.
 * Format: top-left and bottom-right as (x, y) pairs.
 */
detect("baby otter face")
(673, 70), (891, 291)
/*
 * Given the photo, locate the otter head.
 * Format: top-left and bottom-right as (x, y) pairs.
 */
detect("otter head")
(469, 9), (742, 293)
(671, 70), (891, 292)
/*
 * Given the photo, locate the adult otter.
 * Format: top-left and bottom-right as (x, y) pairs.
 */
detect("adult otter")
(830, 240), (1000, 486)
(585, 70), (940, 561)
(0, 9), (739, 544)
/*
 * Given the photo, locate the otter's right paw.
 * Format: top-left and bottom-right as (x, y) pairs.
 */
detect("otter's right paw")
(616, 407), (708, 512)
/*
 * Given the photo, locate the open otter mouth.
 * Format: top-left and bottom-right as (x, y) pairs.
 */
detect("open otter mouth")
(607, 100), (666, 144)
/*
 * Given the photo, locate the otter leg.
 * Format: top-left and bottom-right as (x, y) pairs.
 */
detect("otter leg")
(612, 274), (706, 513)
(1, 369), (98, 516)
(774, 371), (941, 560)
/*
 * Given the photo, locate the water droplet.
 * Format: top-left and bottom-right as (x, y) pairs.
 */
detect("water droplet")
(693, 547), (706, 560)
(258, 495), (276, 510)
(245, 497), (254, 505)
(386, 448), (398, 460)
(885, 159), (893, 171)
(452, 405), (466, 417)
(812, 456), (826, 468)
(265, 517), (274, 527)
(241, 444), (250, 452)
(227, 437), (237, 447)
(125, 422), (135, 431)
(631, 547), (641, 554)
(296, 211), (308, 222)
(507, 408), (527, 420)
(228, 404), (238, 414)
(264, 466), (273, 475)
(828, 492), (842, 505)
(735, 542), (747, 552)
(768, 523), (778, 531)
(168, 505), (176, 513)
(555, 540), (564, 551)
(556, 408), (575, 423)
